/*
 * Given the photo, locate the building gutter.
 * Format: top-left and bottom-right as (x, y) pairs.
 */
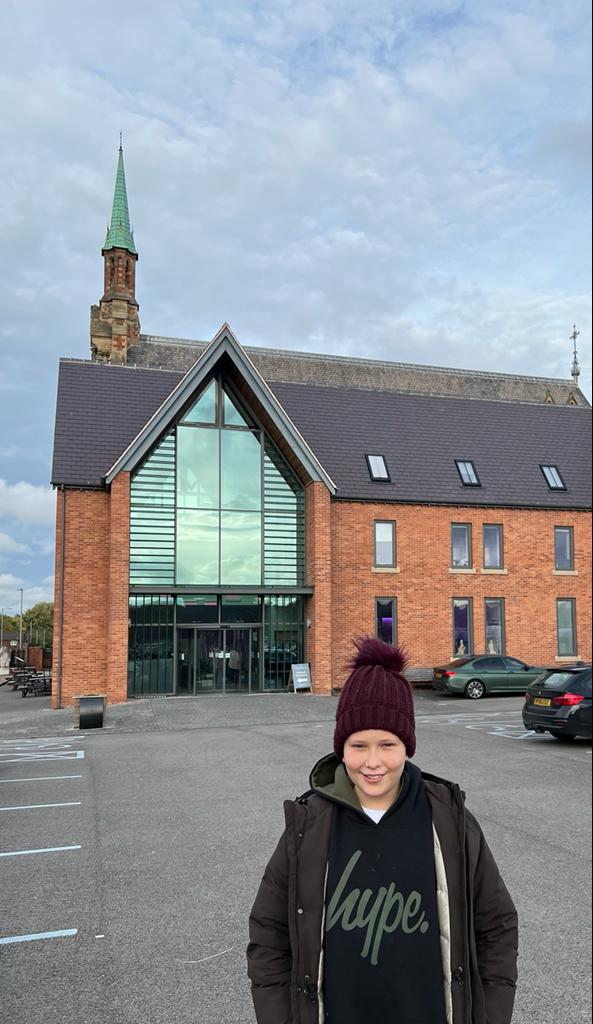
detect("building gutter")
(55, 485), (66, 710)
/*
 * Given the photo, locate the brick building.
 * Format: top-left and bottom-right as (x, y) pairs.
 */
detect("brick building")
(51, 148), (592, 707)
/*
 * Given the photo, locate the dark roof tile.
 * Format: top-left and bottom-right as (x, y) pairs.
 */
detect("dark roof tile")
(51, 360), (592, 509)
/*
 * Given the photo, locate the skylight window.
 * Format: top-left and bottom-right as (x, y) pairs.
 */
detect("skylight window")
(455, 460), (481, 487)
(541, 465), (566, 491)
(366, 454), (390, 482)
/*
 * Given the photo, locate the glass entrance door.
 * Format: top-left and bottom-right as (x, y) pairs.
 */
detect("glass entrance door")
(177, 628), (196, 694)
(196, 630), (224, 693)
(176, 627), (260, 693)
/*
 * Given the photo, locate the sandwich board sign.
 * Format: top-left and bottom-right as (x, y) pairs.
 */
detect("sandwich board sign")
(290, 663), (312, 693)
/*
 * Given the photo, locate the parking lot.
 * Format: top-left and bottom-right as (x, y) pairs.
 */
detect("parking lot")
(0, 685), (591, 1024)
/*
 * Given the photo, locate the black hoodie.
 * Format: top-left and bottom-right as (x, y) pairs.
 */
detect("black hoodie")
(317, 760), (447, 1024)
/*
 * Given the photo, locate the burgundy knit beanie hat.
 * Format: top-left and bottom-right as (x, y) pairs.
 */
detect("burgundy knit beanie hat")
(334, 637), (416, 759)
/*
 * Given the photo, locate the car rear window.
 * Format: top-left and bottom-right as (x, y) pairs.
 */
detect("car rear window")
(541, 671), (590, 691)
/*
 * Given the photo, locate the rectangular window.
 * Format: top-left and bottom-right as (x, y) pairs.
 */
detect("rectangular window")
(554, 527), (575, 571)
(366, 454), (390, 481)
(485, 599), (505, 654)
(374, 521), (396, 567)
(541, 465), (566, 490)
(376, 598), (397, 646)
(453, 598), (473, 656)
(483, 524), (504, 569)
(455, 460), (480, 486)
(176, 510), (219, 585)
(557, 599), (577, 657)
(177, 426), (219, 509)
(451, 524), (472, 568)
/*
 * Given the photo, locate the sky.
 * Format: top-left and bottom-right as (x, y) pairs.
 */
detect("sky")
(0, 0), (591, 614)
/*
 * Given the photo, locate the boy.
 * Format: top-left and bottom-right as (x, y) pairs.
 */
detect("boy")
(248, 637), (519, 1023)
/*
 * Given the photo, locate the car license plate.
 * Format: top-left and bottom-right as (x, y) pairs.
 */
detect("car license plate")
(534, 697), (552, 707)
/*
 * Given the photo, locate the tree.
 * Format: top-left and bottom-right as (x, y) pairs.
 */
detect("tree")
(1, 612), (19, 634)
(22, 603), (54, 647)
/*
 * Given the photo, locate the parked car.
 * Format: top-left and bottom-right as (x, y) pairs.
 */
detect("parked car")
(432, 655), (546, 699)
(523, 664), (592, 741)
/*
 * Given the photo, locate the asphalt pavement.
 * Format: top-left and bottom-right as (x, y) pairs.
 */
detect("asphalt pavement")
(0, 683), (591, 1024)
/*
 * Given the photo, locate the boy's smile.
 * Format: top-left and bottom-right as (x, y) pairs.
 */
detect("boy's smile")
(343, 729), (407, 811)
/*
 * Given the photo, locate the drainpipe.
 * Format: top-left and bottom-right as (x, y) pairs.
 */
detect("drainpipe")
(55, 485), (66, 710)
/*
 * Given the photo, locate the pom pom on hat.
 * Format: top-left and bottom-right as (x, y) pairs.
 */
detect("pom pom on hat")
(334, 636), (416, 759)
(348, 636), (409, 675)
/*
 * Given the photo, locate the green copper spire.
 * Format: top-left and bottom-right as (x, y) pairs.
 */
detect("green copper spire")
(104, 144), (137, 254)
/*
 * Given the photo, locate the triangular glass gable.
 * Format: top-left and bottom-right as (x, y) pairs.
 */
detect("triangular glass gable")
(183, 380), (217, 424)
(223, 388), (251, 428)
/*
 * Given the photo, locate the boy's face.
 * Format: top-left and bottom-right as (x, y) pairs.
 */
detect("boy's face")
(343, 729), (407, 810)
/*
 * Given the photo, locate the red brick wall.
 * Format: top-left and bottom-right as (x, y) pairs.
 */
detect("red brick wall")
(52, 488), (111, 707)
(305, 482), (333, 694)
(329, 501), (592, 688)
(53, 478), (591, 704)
(106, 473), (131, 704)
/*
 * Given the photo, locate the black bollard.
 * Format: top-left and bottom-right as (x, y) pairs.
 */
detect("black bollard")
(79, 695), (105, 729)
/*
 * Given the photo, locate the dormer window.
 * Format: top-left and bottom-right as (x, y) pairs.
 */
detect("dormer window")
(455, 460), (480, 486)
(366, 454), (390, 482)
(541, 465), (566, 491)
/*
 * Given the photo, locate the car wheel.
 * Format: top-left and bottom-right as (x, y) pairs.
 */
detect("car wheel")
(548, 730), (576, 742)
(465, 679), (486, 700)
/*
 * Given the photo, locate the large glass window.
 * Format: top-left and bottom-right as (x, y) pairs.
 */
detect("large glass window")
(176, 510), (219, 585)
(453, 598), (473, 656)
(176, 594), (218, 624)
(263, 441), (305, 587)
(557, 599), (577, 656)
(176, 384), (263, 587)
(263, 596), (304, 691)
(221, 430), (262, 510)
(452, 524), (472, 569)
(376, 598), (397, 645)
(177, 427), (219, 509)
(483, 525), (504, 569)
(485, 599), (505, 654)
(555, 527), (575, 571)
(220, 511), (262, 585)
(131, 377), (304, 590)
(221, 595), (262, 624)
(183, 381), (217, 424)
(130, 433), (175, 586)
(128, 595), (174, 696)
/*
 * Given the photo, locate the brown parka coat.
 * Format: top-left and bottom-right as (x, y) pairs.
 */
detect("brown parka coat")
(248, 758), (518, 1024)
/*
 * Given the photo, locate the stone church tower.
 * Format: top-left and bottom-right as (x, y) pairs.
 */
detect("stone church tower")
(90, 145), (140, 364)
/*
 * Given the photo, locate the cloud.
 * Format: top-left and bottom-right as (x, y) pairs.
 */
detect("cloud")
(0, 533), (30, 556)
(0, 480), (55, 526)
(0, 572), (54, 612)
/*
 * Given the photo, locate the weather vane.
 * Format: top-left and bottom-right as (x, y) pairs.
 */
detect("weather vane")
(570, 324), (580, 386)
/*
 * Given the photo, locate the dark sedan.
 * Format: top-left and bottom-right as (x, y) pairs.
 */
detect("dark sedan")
(432, 655), (546, 699)
(523, 664), (592, 741)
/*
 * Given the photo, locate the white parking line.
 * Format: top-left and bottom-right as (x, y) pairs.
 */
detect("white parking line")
(0, 929), (78, 946)
(0, 845), (81, 858)
(0, 737), (87, 744)
(0, 775), (83, 784)
(0, 802), (82, 812)
(0, 751), (84, 763)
